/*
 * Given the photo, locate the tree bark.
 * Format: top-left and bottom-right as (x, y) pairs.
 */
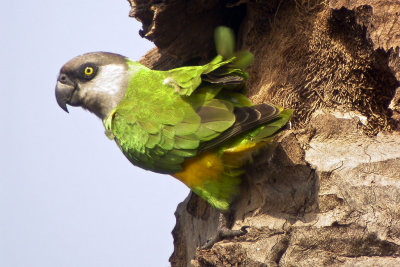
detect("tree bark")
(129, 0), (400, 266)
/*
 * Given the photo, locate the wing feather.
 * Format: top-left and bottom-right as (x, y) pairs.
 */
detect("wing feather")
(198, 103), (282, 152)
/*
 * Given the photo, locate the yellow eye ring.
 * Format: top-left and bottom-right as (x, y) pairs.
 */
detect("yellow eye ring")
(84, 66), (94, 76)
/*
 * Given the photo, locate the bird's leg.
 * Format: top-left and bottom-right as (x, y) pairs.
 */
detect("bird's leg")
(201, 210), (249, 249)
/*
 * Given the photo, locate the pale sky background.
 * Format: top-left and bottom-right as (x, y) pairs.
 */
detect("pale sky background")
(1, 1), (189, 267)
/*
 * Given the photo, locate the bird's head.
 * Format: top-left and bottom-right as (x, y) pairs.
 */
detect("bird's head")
(55, 52), (129, 119)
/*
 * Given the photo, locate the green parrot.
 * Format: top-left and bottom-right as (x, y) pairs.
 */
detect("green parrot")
(55, 26), (292, 211)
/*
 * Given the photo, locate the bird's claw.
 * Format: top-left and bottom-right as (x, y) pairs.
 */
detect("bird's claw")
(201, 226), (249, 250)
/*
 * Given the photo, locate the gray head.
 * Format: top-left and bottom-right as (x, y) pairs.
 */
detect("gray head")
(55, 52), (129, 119)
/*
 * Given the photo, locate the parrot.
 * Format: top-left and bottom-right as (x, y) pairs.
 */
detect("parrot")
(55, 26), (292, 212)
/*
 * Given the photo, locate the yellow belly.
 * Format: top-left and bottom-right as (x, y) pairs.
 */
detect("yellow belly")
(172, 151), (224, 188)
(172, 140), (267, 188)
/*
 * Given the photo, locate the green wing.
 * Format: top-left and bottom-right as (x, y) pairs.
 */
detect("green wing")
(108, 100), (236, 174)
(104, 61), (238, 174)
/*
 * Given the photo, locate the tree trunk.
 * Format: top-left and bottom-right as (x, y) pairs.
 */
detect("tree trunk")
(129, 0), (400, 266)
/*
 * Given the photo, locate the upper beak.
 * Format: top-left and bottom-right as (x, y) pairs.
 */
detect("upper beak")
(55, 74), (75, 113)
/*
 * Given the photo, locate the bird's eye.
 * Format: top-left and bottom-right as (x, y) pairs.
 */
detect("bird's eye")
(84, 66), (94, 76)
(79, 64), (97, 81)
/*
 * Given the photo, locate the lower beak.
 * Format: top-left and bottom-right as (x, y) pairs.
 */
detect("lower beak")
(55, 81), (75, 113)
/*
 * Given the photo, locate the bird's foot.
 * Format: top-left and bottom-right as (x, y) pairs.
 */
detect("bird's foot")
(201, 226), (249, 250)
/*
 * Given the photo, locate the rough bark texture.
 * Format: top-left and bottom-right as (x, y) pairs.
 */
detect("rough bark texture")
(129, 0), (400, 266)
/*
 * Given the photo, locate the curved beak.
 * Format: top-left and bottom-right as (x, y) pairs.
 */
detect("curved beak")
(55, 75), (75, 113)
